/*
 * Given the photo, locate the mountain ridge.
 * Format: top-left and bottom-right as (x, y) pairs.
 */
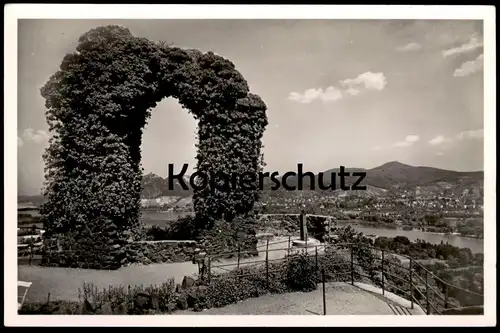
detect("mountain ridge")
(18, 161), (483, 203)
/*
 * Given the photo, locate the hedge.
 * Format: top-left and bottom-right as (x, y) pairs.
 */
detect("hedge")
(20, 248), (360, 315)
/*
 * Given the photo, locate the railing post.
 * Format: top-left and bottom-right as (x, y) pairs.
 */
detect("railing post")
(425, 270), (430, 315)
(207, 256), (211, 284)
(265, 239), (269, 288)
(444, 284), (449, 309)
(315, 246), (319, 282)
(237, 243), (241, 269)
(409, 258), (414, 309)
(350, 245), (354, 285)
(381, 249), (385, 295)
(287, 235), (291, 261)
(322, 269), (327, 315)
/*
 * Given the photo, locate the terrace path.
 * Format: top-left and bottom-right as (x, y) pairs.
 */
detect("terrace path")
(18, 236), (316, 303)
(175, 282), (424, 315)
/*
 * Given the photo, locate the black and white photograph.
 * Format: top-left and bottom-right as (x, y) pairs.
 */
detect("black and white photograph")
(4, 4), (496, 327)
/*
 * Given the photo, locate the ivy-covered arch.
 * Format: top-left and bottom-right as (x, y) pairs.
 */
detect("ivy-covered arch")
(40, 25), (267, 269)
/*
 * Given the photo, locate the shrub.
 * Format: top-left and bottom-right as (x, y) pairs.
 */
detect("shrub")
(20, 301), (81, 314)
(286, 251), (317, 291)
(146, 216), (197, 241)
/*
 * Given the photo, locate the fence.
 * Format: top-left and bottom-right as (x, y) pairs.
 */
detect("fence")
(18, 219), (484, 315)
(200, 236), (484, 315)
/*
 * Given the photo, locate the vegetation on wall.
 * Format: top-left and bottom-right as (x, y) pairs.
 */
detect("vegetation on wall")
(39, 25), (267, 268)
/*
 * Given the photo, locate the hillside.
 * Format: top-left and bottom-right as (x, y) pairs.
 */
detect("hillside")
(139, 162), (483, 199)
(260, 161), (482, 197)
(364, 161), (483, 190)
(141, 172), (192, 198)
(19, 162), (483, 206)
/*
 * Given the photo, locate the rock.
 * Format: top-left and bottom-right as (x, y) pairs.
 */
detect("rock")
(176, 294), (188, 310)
(181, 276), (195, 289)
(113, 302), (127, 315)
(150, 292), (160, 310)
(101, 302), (113, 314)
(134, 293), (150, 311)
(166, 303), (176, 313)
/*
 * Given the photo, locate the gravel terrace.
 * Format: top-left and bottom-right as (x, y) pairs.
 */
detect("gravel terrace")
(175, 282), (416, 315)
(18, 236), (320, 303)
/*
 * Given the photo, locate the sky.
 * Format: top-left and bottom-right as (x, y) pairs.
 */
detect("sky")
(17, 19), (485, 195)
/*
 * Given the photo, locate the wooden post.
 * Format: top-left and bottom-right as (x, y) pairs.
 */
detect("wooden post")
(350, 245), (354, 285)
(409, 258), (414, 309)
(322, 269), (327, 315)
(287, 235), (291, 260)
(237, 244), (241, 269)
(265, 239), (269, 288)
(425, 270), (430, 315)
(315, 246), (319, 282)
(300, 212), (305, 241)
(381, 249), (385, 295)
(315, 246), (318, 270)
(207, 256), (211, 284)
(444, 284), (449, 309)
(47, 292), (51, 304)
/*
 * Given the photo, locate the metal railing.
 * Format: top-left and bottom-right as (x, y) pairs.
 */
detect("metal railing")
(199, 235), (484, 315)
(19, 213), (484, 315)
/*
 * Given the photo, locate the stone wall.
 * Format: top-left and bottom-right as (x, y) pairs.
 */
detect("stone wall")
(441, 306), (484, 315)
(41, 236), (200, 269)
(256, 214), (331, 241)
(126, 240), (198, 265)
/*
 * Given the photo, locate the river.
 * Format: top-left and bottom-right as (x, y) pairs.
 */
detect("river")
(336, 221), (484, 254)
(139, 212), (484, 254)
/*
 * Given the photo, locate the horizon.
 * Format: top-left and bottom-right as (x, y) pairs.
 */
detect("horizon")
(19, 160), (484, 197)
(18, 19), (484, 195)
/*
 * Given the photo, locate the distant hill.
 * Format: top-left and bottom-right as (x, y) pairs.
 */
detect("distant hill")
(141, 172), (192, 198)
(363, 161), (483, 190)
(18, 195), (45, 208)
(260, 161), (483, 197)
(19, 162), (483, 205)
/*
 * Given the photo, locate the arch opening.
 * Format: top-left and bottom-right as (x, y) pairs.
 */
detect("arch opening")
(39, 25), (268, 269)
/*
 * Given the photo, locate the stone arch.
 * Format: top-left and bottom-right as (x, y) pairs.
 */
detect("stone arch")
(39, 25), (267, 269)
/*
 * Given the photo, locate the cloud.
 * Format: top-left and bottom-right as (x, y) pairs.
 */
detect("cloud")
(453, 54), (484, 77)
(396, 42), (422, 52)
(428, 135), (450, 146)
(288, 87), (343, 104)
(341, 72), (387, 91)
(321, 86), (343, 102)
(442, 34), (483, 57)
(372, 146), (382, 151)
(405, 135), (419, 143)
(19, 128), (49, 145)
(393, 135), (419, 148)
(426, 130), (483, 147)
(288, 71), (386, 104)
(456, 129), (484, 140)
(435, 152), (444, 156)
